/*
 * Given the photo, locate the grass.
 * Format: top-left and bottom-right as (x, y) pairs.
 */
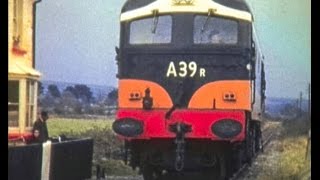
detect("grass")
(277, 118), (311, 180)
(47, 118), (113, 137)
(277, 136), (311, 180)
(98, 159), (139, 176)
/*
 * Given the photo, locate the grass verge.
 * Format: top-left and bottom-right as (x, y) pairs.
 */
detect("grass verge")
(277, 118), (311, 179)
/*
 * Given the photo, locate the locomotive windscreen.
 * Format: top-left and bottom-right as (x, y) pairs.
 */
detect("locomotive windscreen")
(130, 15), (172, 44)
(194, 16), (238, 45)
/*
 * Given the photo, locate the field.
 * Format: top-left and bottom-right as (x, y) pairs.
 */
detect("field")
(47, 118), (113, 137)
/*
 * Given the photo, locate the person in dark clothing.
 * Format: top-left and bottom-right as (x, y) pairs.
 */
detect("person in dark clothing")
(32, 111), (49, 143)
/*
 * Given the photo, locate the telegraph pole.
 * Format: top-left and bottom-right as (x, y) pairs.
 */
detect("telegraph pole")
(299, 92), (303, 116)
(305, 83), (311, 162)
(308, 83), (311, 120)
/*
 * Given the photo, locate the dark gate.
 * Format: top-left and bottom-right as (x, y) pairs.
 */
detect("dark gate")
(8, 144), (42, 180)
(49, 138), (94, 180)
(8, 138), (94, 180)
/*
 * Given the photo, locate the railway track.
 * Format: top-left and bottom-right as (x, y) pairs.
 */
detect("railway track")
(229, 122), (278, 180)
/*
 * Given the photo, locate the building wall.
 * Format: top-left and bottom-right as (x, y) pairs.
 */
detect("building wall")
(8, 0), (34, 68)
(8, 0), (13, 63)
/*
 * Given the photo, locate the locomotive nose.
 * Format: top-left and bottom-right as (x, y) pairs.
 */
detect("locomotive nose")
(112, 118), (144, 137)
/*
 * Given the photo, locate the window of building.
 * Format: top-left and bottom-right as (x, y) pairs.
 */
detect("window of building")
(26, 80), (36, 127)
(8, 81), (19, 127)
(194, 15), (238, 45)
(129, 15), (172, 44)
(13, 0), (23, 47)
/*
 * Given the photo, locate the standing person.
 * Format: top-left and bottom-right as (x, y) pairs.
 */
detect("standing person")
(32, 111), (49, 143)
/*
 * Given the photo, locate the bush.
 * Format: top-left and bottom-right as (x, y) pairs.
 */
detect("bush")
(281, 117), (310, 138)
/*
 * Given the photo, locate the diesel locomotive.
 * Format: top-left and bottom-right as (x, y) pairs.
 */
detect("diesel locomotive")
(112, 0), (266, 179)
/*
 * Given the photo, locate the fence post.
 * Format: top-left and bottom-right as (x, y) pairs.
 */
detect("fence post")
(41, 141), (52, 180)
(305, 129), (311, 161)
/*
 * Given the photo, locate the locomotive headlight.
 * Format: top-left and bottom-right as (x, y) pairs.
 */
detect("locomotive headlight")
(112, 118), (143, 137)
(211, 119), (242, 139)
(246, 63), (252, 71)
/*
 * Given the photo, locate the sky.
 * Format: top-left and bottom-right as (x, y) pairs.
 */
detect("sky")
(35, 0), (311, 99)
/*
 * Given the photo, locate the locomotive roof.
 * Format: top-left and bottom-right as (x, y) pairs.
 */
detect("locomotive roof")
(121, 0), (251, 13)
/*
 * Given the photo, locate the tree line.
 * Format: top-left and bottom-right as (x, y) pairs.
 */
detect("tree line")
(38, 82), (118, 116)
